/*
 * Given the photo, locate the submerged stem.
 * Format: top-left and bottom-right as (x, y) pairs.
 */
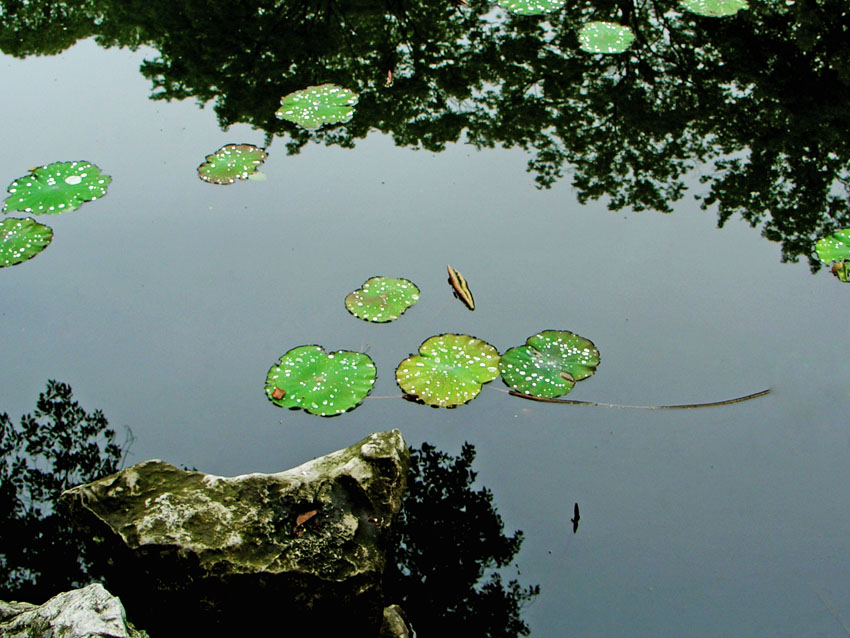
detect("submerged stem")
(505, 388), (772, 409)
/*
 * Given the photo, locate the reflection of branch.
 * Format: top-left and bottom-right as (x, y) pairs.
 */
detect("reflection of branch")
(505, 387), (771, 409)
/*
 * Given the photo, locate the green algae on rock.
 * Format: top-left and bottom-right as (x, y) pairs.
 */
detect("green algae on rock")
(60, 430), (410, 635)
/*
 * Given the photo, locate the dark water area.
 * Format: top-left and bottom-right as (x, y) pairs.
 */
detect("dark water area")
(2, 0), (850, 635)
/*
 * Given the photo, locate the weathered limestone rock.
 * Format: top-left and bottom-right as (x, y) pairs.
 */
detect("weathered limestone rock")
(379, 604), (414, 638)
(0, 583), (148, 638)
(61, 430), (409, 636)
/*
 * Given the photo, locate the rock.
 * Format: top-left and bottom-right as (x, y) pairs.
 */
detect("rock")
(61, 430), (409, 636)
(0, 583), (148, 638)
(379, 604), (414, 637)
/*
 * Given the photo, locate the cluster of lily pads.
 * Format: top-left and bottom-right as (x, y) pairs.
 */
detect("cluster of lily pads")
(196, 83), (360, 186)
(815, 229), (850, 283)
(496, 0), (747, 56)
(264, 274), (601, 417)
(1, 161), (111, 268)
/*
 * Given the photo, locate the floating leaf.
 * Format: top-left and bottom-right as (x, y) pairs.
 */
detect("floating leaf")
(578, 22), (636, 54)
(275, 84), (359, 130)
(0, 217), (53, 267)
(679, 0), (748, 16)
(499, 0), (566, 15)
(265, 345), (376, 416)
(499, 330), (600, 398)
(197, 144), (268, 185)
(831, 261), (850, 283)
(447, 265), (475, 310)
(3, 161), (111, 215)
(345, 276), (420, 323)
(395, 334), (500, 408)
(815, 229), (850, 263)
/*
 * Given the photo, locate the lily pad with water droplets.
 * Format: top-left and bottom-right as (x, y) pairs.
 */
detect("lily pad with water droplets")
(197, 144), (268, 184)
(815, 229), (850, 263)
(578, 22), (636, 54)
(395, 334), (501, 408)
(498, 0), (566, 15)
(0, 217), (53, 268)
(499, 330), (600, 398)
(679, 0), (748, 16)
(275, 84), (359, 130)
(3, 161), (111, 215)
(345, 276), (421, 323)
(265, 345), (376, 417)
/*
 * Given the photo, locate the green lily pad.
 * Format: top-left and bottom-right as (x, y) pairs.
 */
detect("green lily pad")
(345, 276), (421, 323)
(265, 345), (376, 417)
(498, 0), (566, 15)
(3, 161), (111, 215)
(275, 84), (359, 130)
(0, 217), (53, 268)
(197, 144), (268, 184)
(815, 229), (850, 263)
(395, 334), (501, 408)
(578, 22), (636, 54)
(679, 0), (748, 16)
(499, 330), (600, 398)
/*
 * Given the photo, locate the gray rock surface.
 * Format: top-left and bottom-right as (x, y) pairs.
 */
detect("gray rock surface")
(0, 583), (147, 638)
(61, 430), (409, 635)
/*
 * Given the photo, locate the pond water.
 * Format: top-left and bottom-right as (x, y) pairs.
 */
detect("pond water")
(2, 3), (850, 636)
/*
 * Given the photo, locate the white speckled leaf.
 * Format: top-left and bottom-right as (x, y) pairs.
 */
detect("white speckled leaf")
(578, 22), (636, 54)
(3, 161), (111, 215)
(265, 345), (376, 417)
(499, 0), (565, 14)
(499, 330), (600, 398)
(275, 84), (359, 130)
(395, 334), (500, 408)
(0, 217), (53, 267)
(679, 0), (748, 16)
(345, 276), (420, 323)
(197, 144), (268, 184)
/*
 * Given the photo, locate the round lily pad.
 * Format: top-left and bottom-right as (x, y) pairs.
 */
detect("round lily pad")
(499, 330), (600, 398)
(498, 0), (566, 15)
(0, 217), (53, 267)
(275, 84), (359, 130)
(679, 0), (748, 16)
(395, 334), (501, 408)
(345, 276), (421, 323)
(3, 161), (111, 215)
(578, 22), (636, 54)
(265, 345), (376, 417)
(197, 144), (268, 184)
(815, 229), (850, 263)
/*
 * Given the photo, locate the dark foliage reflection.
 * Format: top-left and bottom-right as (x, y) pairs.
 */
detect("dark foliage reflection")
(2, 0), (848, 266)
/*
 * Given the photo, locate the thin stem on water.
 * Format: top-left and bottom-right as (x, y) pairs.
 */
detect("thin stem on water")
(503, 388), (772, 409)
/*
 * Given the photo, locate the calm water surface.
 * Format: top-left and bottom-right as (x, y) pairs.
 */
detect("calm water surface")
(2, 37), (849, 636)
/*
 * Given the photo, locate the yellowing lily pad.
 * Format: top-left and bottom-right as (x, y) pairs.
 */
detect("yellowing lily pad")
(0, 217), (53, 267)
(498, 0), (566, 15)
(197, 144), (268, 184)
(265, 345), (377, 416)
(345, 276), (421, 323)
(499, 330), (600, 398)
(3, 161), (111, 215)
(275, 84), (359, 130)
(679, 0), (748, 16)
(395, 334), (501, 408)
(578, 22), (636, 54)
